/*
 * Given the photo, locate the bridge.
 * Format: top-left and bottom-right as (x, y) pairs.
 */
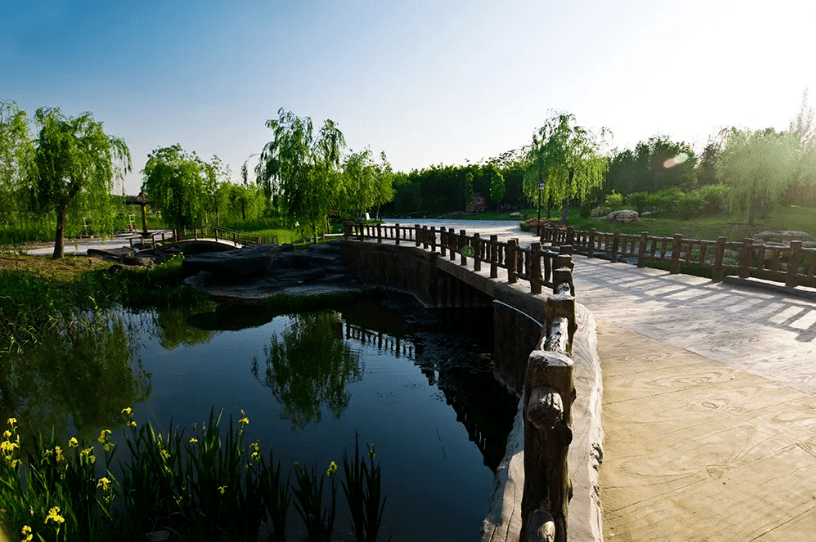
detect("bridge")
(345, 219), (816, 542)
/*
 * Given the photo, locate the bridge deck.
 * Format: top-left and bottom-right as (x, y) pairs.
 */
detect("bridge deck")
(573, 257), (816, 542)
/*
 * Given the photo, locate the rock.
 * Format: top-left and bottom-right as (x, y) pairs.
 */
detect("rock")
(605, 210), (639, 223)
(510, 212), (522, 217)
(754, 230), (812, 243)
(181, 244), (293, 277)
(590, 206), (604, 217)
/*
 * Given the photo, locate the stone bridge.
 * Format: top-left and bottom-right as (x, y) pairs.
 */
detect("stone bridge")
(347, 219), (816, 542)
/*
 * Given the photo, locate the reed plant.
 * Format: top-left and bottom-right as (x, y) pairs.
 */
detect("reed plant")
(342, 434), (387, 542)
(1, 408), (388, 541)
(292, 460), (337, 542)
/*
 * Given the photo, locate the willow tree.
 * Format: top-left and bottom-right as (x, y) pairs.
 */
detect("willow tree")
(142, 145), (207, 230)
(256, 108), (346, 242)
(342, 148), (395, 221)
(32, 108), (130, 258)
(524, 112), (609, 224)
(717, 127), (794, 225)
(0, 100), (33, 225)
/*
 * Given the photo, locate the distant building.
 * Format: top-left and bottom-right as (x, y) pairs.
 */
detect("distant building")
(466, 192), (488, 213)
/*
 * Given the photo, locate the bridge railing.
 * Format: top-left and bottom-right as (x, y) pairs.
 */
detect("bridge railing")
(129, 227), (278, 250)
(344, 222), (575, 297)
(344, 221), (577, 541)
(541, 224), (816, 288)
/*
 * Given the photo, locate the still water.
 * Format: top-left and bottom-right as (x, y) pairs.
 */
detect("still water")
(2, 293), (518, 541)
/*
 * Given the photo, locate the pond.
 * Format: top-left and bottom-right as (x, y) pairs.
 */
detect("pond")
(1, 292), (519, 541)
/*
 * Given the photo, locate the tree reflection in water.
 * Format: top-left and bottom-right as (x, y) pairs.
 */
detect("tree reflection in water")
(0, 314), (151, 442)
(252, 311), (361, 429)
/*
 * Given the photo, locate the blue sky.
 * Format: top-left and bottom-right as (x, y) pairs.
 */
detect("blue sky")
(3, 0), (815, 194)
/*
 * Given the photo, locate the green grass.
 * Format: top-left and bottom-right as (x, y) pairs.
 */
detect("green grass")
(443, 204), (816, 243)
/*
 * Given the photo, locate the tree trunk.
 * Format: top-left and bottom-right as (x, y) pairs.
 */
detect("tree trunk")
(560, 169), (575, 225)
(53, 203), (68, 259)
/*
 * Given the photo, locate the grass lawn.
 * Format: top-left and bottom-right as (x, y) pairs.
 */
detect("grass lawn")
(441, 205), (816, 243)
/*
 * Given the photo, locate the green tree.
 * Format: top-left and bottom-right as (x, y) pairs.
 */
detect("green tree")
(342, 149), (395, 221)
(256, 109), (346, 242)
(202, 155), (231, 226)
(784, 90), (816, 204)
(486, 164), (506, 211)
(0, 100), (34, 225)
(717, 127), (795, 225)
(463, 171), (475, 210)
(31, 108), (131, 258)
(142, 145), (207, 230)
(606, 136), (698, 195)
(524, 112), (609, 224)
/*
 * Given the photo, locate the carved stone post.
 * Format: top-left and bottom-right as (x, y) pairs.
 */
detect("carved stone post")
(530, 242), (542, 295)
(611, 231), (620, 263)
(670, 234), (684, 274)
(521, 290), (576, 542)
(712, 236), (726, 282)
(787, 240), (803, 287)
(490, 235), (499, 278)
(637, 232), (648, 267)
(473, 233), (481, 272)
(739, 238), (754, 279)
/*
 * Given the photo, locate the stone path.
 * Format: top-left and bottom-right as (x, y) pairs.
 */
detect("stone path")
(572, 257), (816, 542)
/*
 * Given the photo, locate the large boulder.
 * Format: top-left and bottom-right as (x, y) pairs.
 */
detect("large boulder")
(181, 244), (293, 277)
(754, 230), (813, 243)
(606, 210), (639, 223)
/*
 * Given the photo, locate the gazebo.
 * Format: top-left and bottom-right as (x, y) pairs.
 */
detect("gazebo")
(124, 192), (152, 235)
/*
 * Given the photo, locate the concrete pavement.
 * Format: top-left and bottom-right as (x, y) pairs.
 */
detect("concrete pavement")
(573, 258), (816, 541)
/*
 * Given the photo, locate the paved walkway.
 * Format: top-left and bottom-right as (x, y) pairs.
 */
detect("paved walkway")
(573, 257), (816, 542)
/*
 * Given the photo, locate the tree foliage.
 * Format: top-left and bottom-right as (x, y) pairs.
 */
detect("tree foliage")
(523, 112), (609, 224)
(486, 163), (506, 211)
(31, 107), (131, 258)
(716, 127), (795, 224)
(0, 100), (34, 224)
(342, 149), (395, 220)
(256, 109), (346, 241)
(142, 145), (207, 230)
(606, 136), (698, 196)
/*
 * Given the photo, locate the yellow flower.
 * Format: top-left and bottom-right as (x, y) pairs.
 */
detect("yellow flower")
(238, 410), (249, 428)
(68, 437), (79, 448)
(7, 418), (16, 427)
(54, 446), (64, 462)
(103, 443), (114, 452)
(368, 445), (375, 459)
(21, 525), (32, 542)
(97, 477), (111, 491)
(44, 506), (65, 525)
(80, 448), (96, 464)
(327, 461), (338, 477)
(160, 448), (170, 459)
(121, 407), (132, 416)
(189, 437), (198, 444)
(2, 430), (10, 438)
(128, 420), (137, 427)
(98, 429), (111, 443)
(218, 485), (227, 494)
(10, 459), (19, 468)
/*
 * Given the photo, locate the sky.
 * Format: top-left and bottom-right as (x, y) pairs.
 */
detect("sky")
(3, 0), (815, 195)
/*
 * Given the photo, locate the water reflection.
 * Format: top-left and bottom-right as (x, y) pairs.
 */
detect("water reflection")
(252, 311), (361, 429)
(154, 308), (214, 349)
(0, 314), (151, 441)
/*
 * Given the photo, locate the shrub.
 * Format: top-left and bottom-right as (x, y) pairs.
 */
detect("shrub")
(604, 190), (624, 212)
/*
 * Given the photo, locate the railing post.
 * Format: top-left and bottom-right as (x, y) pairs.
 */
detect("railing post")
(460, 230), (467, 266)
(587, 228), (595, 259)
(449, 228), (456, 261)
(422, 226), (429, 249)
(377, 223), (382, 243)
(430, 226), (437, 252)
(440, 228), (447, 257)
(490, 235), (498, 279)
(712, 237), (726, 282)
(611, 231), (620, 263)
(637, 232), (648, 267)
(738, 238), (753, 279)
(566, 227), (575, 247)
(507, 239), (518, 284)
(530, 242), (542, 295)
(670, 234), (684, 274)
(473, 233), (481, 272)
(395, 223), (400, 245)
(416, 224), (422, 247)
(787, 240), (803, 287)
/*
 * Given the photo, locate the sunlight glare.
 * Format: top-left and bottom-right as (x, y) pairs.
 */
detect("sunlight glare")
(663, 153), (689, 169)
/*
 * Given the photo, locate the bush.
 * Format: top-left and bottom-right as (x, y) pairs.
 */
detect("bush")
(625, 192), (650, 215)
(604, 190), (624, 212)
(696, 184), (728, 214)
